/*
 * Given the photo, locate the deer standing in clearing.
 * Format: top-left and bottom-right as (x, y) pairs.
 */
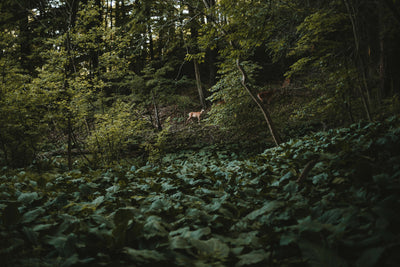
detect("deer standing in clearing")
(186, 109), (205, 124)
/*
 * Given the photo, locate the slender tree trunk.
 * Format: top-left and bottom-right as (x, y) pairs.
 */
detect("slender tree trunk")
(114, 0), (118, 27)
(188, 5), (206, 108)
(236, 59), (282, 146)
(67, 116), (73, 170)
(343, 0), (372, 121)
(64, 1), (80, 170)
(200, 0), (281, 145)
(379, 39), (385, 100)
(148, 24), (154, 60)
(343, 93), (354, 123)
(65, 32), (73, 170)
(378, 3), (386, 100)
(358, 84), (372, 121)
(203, 0), (217, 86)
(194, 58), (206, 108)
(19, 10), (32, 74)
(152, 90), (162, 131)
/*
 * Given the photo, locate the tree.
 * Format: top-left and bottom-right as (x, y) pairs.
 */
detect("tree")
(198, 0), (282, 145)
(277, 0), (400, 125)
(0, 0), (51, 166)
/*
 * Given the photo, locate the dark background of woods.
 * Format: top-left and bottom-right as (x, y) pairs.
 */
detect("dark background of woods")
(1, 2), (400, 266)
(1, 0), (400, 168)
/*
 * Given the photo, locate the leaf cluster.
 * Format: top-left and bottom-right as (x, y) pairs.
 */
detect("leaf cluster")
(1, 116), (399, 266)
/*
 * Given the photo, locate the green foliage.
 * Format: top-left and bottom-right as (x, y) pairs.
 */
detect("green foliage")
(0, 86), (47, 166)
(184, 52), (206, 63)
(200, 0), (272, 59)
(271, 4), (364, 128)
(2, 0), (399, 170)
(0, 66), (48, 167)
(138, 62), (186, 109)
(0, 25), (47, 166)
(289, 10), (348, 57)
(1, 116), (399, 266)
(86, 100), (149, 165)
(206, 61), (262, 132)
(142, 119), (173, 165)
(284, 4), (349, 82)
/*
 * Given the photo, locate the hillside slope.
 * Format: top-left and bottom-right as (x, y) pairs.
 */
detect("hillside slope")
(1, 116), (399, 266)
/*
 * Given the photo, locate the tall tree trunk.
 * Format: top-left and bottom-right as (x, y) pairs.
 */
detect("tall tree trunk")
(343, 0), (372, 121)
(89, 0), (102, 77)
(379, 39), (385, 100)
(152, 90), (162, 131)
(236, 59), (282, 146)
(189, 5), (206, 108)
(67, 116), (73, 170)
(343, 93), (354, 123)
(204, 0), (217, 86)
(64, 1), (80, 170)
(65, 31), (73, 170)
(19, 10), (32, 74)
(201, 0), (282, 145)
(194, 58), (206, 108)
(148, 24), (154, 60)
(114, 0), (119, 27)
(378, 3), (386, 100)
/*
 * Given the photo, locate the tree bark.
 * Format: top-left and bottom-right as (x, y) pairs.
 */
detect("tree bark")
(194, 58), (206, 108)
(152, 90), (162, 131)
(200, 0), (282, 145)
(378, 3), (386, 100)
(18, 9), (32, 74)
(236, 59), (282, 146)
(148, 24), (154, 60)
(67, 116), (73, 170)
(189, 4), (206, 108)
(64, 1), (80, 170)
(343, 0), (372, 121)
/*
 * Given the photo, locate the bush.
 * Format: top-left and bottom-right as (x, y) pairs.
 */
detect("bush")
(85, 100), (150, 165)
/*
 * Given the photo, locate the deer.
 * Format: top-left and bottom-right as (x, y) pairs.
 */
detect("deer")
(257, 90), (275, 104)
(257, 78), (291, 104)
(186, 109), (205, 124)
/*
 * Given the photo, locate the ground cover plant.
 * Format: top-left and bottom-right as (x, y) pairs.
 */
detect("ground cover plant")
(1, 116), (400, 266)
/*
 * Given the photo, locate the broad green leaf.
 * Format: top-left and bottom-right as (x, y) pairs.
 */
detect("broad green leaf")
(144, 215), (168, 238)
(17, 192), (39, 204)
(245, 200), (284, 220)
(236, 249), (270, 266)
(46, 233), (78, 257)
(183, 227), (211, 240)
(123, 247), (167, 263)
(170, 236), (191, 250)
(312, 173), (329, 184)
(190, 238), (230, 259)
(21, 207), (45, 224)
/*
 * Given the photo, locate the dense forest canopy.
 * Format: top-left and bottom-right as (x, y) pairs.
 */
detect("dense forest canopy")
(1, 1), (400, 266)
(1, 0), (399, 168)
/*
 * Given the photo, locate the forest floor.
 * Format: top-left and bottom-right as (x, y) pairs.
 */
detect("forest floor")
(1, 116), (399, 266)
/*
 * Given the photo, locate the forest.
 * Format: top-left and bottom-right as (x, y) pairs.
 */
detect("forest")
(1, 0), (400, 266)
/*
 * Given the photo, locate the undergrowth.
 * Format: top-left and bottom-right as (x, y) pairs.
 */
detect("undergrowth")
(0, 116), (399, 266)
